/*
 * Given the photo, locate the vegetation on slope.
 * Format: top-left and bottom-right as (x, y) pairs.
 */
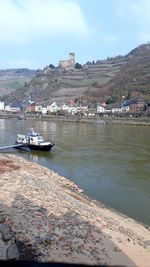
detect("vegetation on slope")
(1, 43), (150, 104)
(0, 68), (37, 98)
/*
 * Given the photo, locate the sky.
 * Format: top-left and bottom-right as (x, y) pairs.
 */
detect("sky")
(0, 0), (150, 69)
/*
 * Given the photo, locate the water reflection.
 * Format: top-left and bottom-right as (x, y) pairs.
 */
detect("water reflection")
(0, 118), (5, 130)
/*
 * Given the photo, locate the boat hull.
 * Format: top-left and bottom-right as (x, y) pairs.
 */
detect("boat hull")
(15, 143), (55, 151)
(27, 144), (54, 151)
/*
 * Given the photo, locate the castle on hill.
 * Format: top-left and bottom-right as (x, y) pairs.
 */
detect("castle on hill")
(59, 53), (75, 70)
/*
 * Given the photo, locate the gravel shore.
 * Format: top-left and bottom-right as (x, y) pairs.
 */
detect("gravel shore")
(0, 153), (150, 266)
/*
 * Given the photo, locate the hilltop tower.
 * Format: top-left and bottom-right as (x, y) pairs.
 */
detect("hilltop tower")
(69, 52), (75, 67)
(59, 53), (75, 70)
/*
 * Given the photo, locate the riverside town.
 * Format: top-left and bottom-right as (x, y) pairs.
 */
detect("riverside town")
(0, 99), (150, 119)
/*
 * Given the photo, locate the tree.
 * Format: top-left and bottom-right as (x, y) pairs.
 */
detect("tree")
(49, 64), (55, 69)
(75, 63), (83, 69)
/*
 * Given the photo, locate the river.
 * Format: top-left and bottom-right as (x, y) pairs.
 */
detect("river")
(0, 118), (150, 225)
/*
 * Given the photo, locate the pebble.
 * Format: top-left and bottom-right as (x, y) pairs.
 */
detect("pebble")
(143, 240), (150, 249)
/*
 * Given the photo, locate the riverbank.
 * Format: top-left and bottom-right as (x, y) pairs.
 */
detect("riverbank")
(0, 154), (150, 266)
(0, 113), (150, 126)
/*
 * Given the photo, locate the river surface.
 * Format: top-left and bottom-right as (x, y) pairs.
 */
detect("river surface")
(0, 118), (150, 225)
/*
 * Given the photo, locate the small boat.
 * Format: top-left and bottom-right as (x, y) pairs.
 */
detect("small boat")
(15, 128), (55, 151)
(18, 115), (25, 120)
(96, 119), (107, 125)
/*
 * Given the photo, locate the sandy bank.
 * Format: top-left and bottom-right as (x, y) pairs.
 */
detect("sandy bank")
(0, 153), (150, 266)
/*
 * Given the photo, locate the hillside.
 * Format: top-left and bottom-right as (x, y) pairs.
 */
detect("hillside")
(2, 43), (150, 104)
(108, 43), (150, 102)
(0, 68), (37, 97)
(1, 57), (125, 104)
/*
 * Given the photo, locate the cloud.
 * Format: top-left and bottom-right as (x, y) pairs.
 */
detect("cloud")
(0, 0), (89, 44)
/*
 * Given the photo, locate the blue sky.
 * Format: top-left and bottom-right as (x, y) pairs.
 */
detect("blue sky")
(0, 0), (150, 69)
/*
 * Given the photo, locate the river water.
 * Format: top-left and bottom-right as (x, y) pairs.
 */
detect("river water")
(0, 118), (150, 225)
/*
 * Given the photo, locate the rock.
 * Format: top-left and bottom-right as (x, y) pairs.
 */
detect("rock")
(7, 243), (19, 260)
(0, 242), (8, 260)
(145, 225), (150, 231)
(113, 246), (121, 252)
(54, 227), (63, 236)
(143, 240), (150, 249)
(0, 224), (13, 241)
(44, 233), (52, 244)
(116, 237), (122, 243)
(0, 215), (5, 223)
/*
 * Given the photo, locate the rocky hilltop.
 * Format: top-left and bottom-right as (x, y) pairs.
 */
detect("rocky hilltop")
(2, 43), (150, 104)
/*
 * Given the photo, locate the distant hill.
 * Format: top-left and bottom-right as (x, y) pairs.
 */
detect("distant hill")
(1, 43), (150, 104)
(0, 68), (37, 97)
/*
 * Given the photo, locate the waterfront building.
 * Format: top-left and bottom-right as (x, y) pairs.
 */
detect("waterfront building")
(5, 105), (11, 112)
(0, 101), (4, 110)
(47, 102), (58, 113)
(10, 103), (21, 113)
(35, 105), (43, 113)
(25, 102), (36, 113)
(97, 105), (106, 113)
(112, 107), (123, 113)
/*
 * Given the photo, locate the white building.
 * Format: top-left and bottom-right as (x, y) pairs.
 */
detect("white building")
(77, 106), (88, 114)
(5, 105), (11, 112)
(68, 106), (78, 115)
(0, 101), (4, 110)
(112, 108), (122, 113)
(61, 104), (68, 111)
(47, 102), (58, 113)
(35, 105), (43, 113)
(122, 106), (130, 112)
(10, 107), (20, 113)
(61, 104), (78, 115)
(41, 107), (47, 115)
(97, 105), (106, 113)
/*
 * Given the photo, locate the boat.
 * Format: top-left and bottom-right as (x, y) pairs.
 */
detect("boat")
(96, 119), (107, 125)
(15, 128), (55, 151)
(18, 115), (25, 120)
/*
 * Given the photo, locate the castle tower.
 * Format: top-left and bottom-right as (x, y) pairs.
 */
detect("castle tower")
(69, 53), (75, 67)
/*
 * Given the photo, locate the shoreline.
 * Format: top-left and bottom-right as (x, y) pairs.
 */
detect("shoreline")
(0, 153), (150, 266)
(0, 113), (150, 126)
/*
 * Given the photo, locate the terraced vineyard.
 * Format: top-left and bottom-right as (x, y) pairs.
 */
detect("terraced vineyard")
(2, 43), (150, 104)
